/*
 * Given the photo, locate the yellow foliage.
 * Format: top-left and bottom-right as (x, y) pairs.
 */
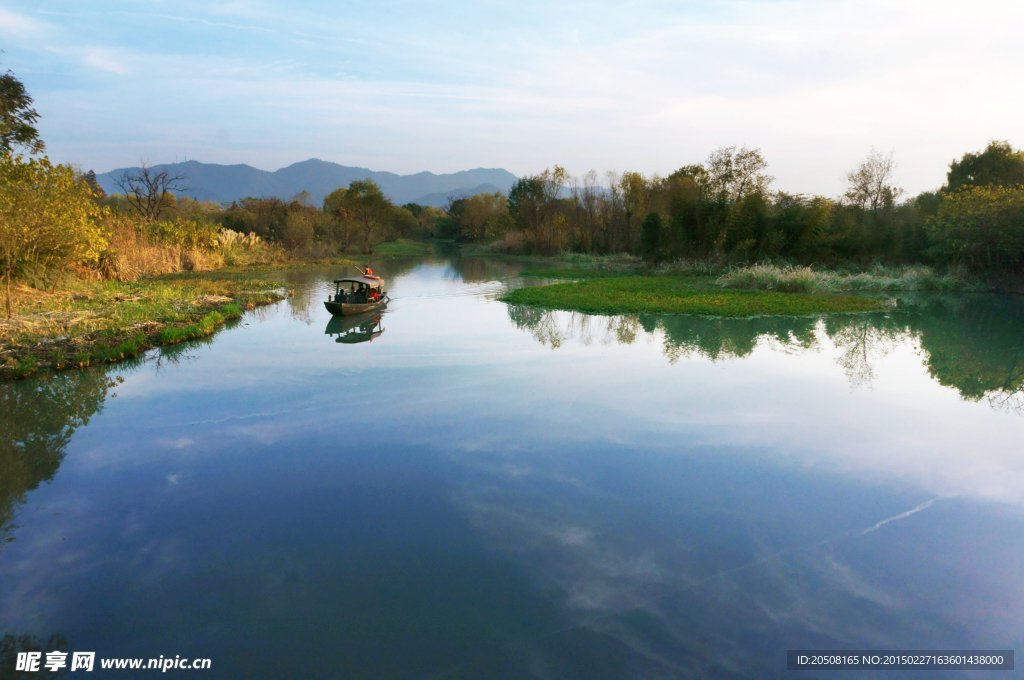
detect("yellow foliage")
(148, 218), (219, 250)
(0, 152), (107, 315)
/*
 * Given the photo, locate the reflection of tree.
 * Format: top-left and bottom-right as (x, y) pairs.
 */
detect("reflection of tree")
(447, 257), (523, 284)
(507, 307), (819, 360)
(0, 372), (111, 543)
(656, 315), (819, 363)
(910, 295), (1024, 411)
(0, 633), (70, 679)
(825, 316), (911, 388)
(506, 305), (567, 349)
(504, 294), (1024, 415)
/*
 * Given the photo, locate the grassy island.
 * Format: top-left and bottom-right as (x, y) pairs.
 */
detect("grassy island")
(501, 275), (886, 317)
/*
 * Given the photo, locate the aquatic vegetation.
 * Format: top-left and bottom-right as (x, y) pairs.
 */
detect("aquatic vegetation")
(157, 311), (226, 345)
(501, 276), (885, 317)
(221, 303), (242, 319)
(99, 332), (145, 362)
(717, 263), (980, 294)
(519, 268), (629, 279)
(13, 354), (37, 379)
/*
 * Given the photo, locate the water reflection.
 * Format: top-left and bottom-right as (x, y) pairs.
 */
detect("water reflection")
(325, 313), (385, 344)
(2, 258), (1023, 679)
(0, 372), (112, 544)
(507, 294), (1024, 411)
(0, 632), (70, 676)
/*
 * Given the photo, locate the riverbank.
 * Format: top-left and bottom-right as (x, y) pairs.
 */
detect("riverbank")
(0, 270), (290, 381)
(0, 238), (441, 381)
(502, 275), (888, 317)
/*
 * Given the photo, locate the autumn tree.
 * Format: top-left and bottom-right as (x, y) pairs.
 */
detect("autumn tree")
(0, 152), (106, 317)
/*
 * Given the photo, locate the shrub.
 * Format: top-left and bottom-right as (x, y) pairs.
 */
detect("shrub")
(927, 185), (1024, 273)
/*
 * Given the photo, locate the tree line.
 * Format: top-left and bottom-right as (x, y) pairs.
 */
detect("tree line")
(478, 142), (1023, 278)
(4, 56), (1024, 322)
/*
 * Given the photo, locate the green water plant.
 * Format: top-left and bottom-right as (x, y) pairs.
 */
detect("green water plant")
(501, 276), (885, 317)
(13, 354), (38, 378)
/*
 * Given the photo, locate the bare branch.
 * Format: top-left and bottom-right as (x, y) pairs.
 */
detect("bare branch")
(113, 162), (190, 221)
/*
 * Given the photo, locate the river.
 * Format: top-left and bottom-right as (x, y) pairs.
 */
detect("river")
(2, 257), (1022, 678)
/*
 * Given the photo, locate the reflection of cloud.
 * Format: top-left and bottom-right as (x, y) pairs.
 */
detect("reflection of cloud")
(158, 437), (195, 450)
(448, 447), (1012, 672)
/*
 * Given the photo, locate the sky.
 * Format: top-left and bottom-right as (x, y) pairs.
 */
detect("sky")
(1, 0), (1022, 196)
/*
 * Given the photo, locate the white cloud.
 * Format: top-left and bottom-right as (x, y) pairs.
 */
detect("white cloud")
(11, 0), (1024, 194)
(0, 7), (49, 42)
(83, 47), (130, 74)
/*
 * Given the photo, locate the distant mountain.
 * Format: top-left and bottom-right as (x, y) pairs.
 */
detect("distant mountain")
(95, 159), (518, 207)
(411, 183), (505, 208)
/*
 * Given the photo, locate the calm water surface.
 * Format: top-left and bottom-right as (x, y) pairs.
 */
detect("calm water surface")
(3, 257), (1023, 679)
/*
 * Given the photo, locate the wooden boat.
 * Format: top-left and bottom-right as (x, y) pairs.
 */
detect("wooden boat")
(324, 277), (389, 316)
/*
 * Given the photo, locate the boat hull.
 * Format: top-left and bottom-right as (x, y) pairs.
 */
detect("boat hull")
(324, 299), (388, 316)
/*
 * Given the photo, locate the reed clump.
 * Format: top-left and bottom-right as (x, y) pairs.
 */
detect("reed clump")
(716, 263), (980, 294)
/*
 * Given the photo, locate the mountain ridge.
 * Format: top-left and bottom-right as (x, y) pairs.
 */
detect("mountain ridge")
(95, 159), (518, 207)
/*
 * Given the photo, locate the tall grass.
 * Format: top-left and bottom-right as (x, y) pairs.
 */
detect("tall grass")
(716, 264), (981, 294)
(99, 216), (224, 281)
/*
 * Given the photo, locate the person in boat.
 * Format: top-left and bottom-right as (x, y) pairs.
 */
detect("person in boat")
(363, 266), (381, 280)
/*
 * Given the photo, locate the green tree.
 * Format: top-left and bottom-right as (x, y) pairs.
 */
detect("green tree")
(336, 179), (395, 254)
(0, 67), (45, 155)
(639, 212), (663, 261)
(927, 184), (1024, 273)
(945, 140), (1024, 192)
(323, 186), (347, 214)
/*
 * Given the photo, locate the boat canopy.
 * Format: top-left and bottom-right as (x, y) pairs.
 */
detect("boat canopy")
(333, 276), (385, 288)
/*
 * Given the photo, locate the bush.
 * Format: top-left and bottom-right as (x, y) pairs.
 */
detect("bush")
(281, 210), (315, 250)
(927, 185), (1024, 273)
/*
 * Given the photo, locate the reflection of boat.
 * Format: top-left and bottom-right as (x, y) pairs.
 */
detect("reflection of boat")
(324, 277), (389, 316)
(324, 312), (385, 344)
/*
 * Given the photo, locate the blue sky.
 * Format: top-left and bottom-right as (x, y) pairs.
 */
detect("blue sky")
(1, 0), (1022, 195)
